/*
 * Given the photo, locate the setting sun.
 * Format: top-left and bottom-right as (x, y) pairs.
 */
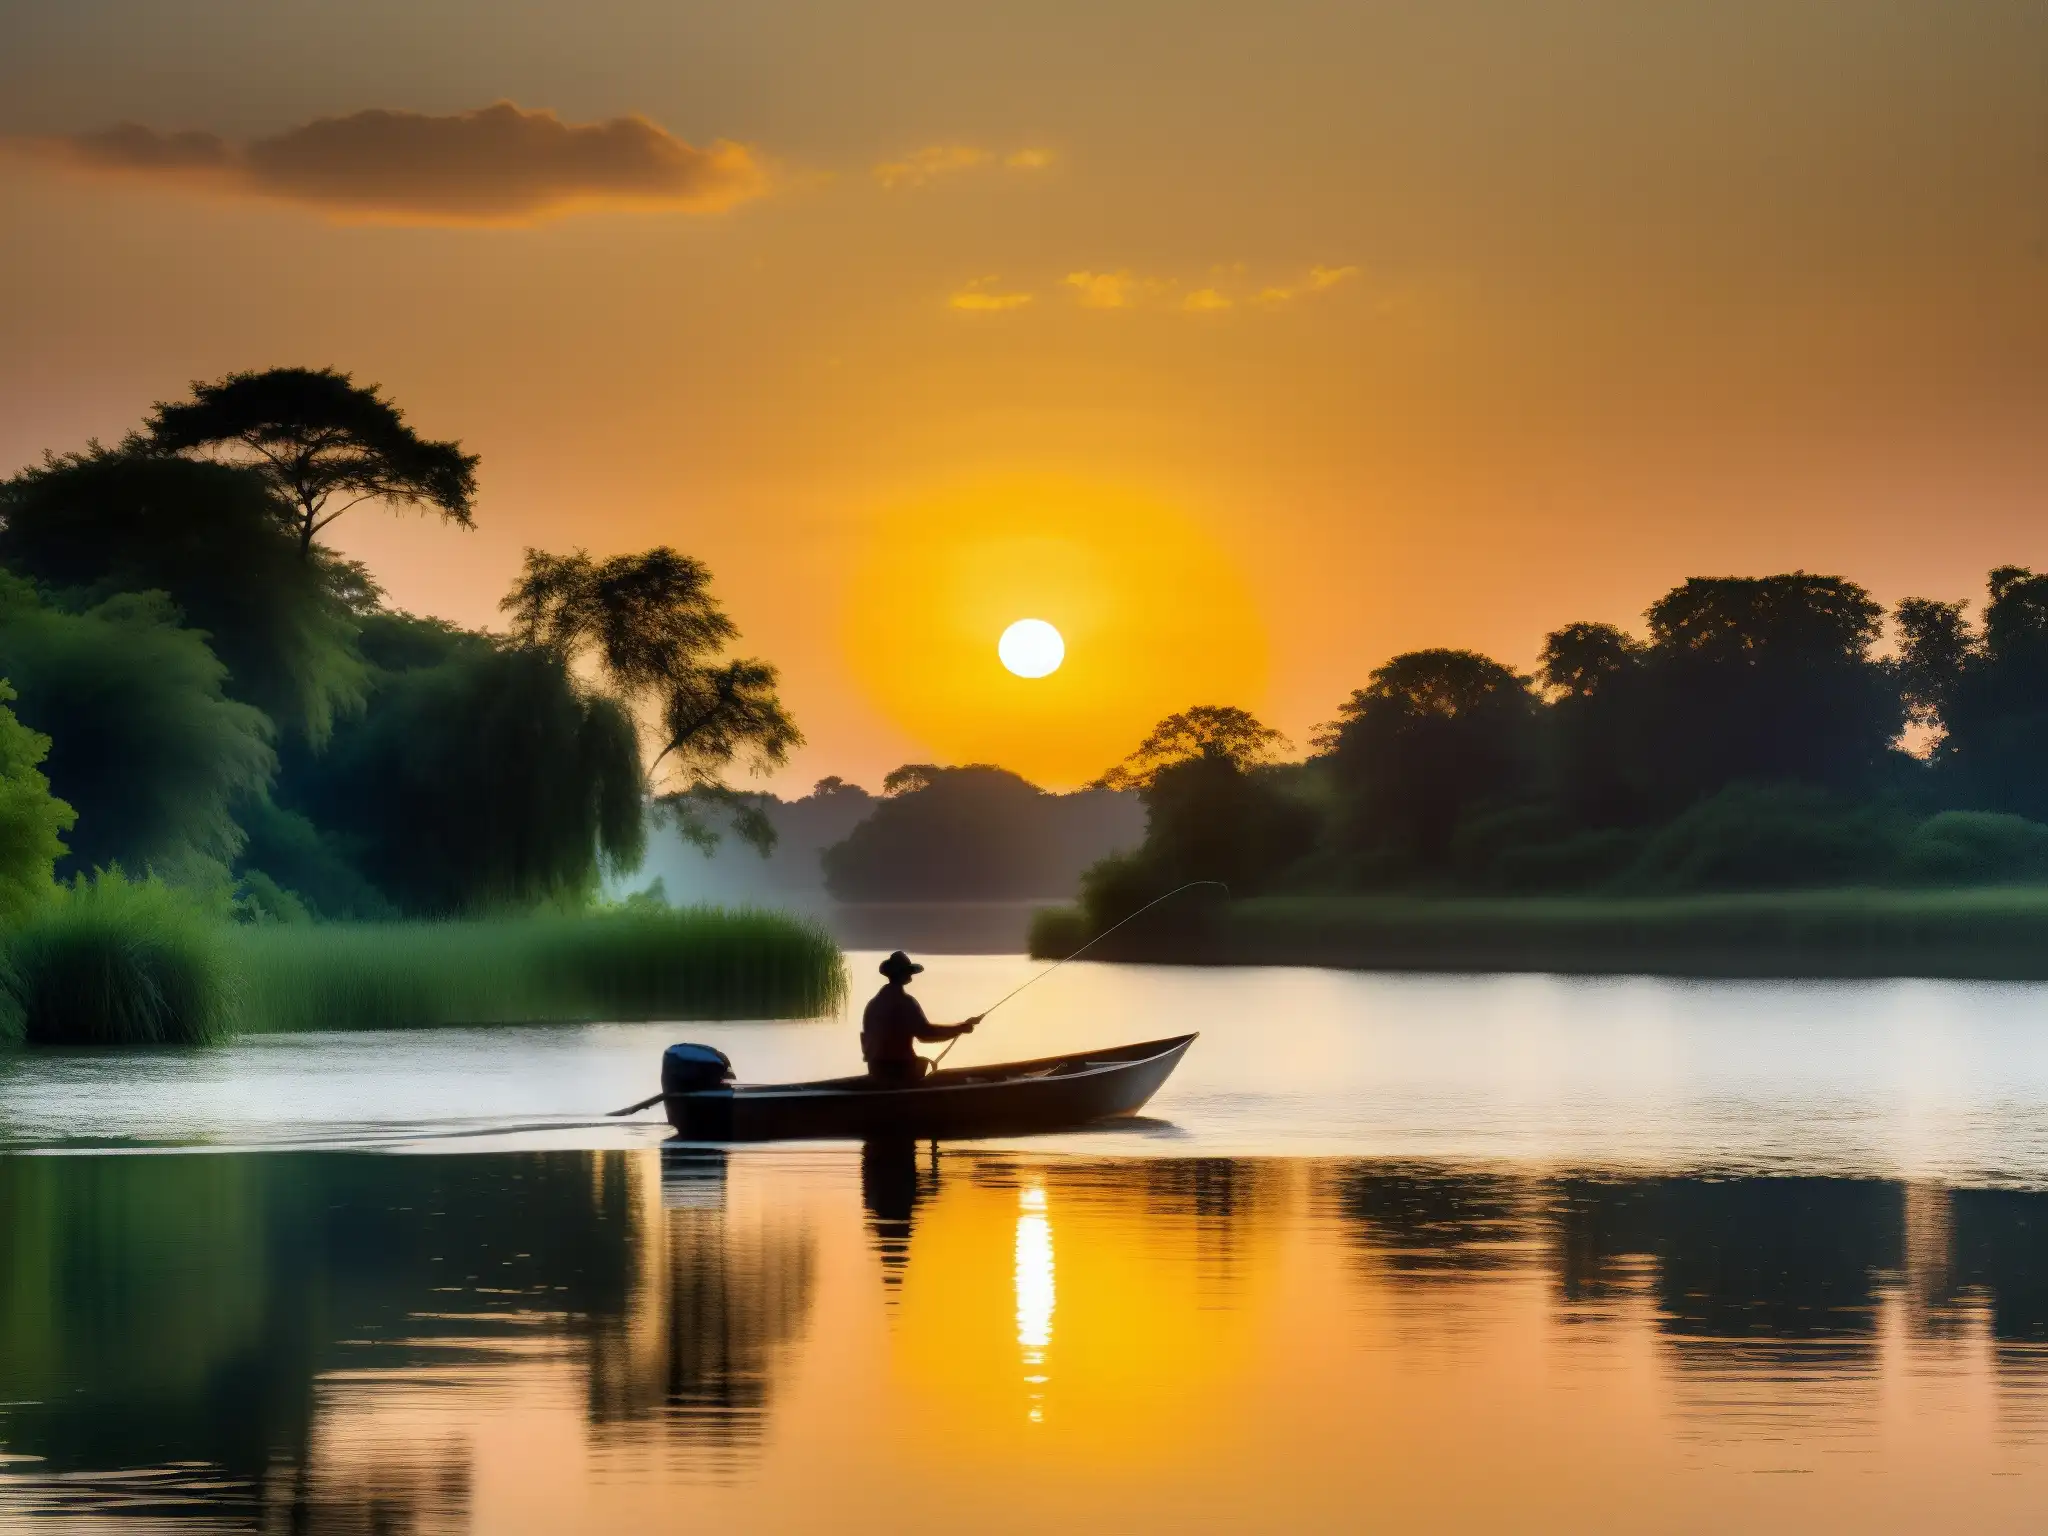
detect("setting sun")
(999, 619), (1065, 679)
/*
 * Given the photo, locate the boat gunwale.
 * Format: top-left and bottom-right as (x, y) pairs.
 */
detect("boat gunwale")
(710, 1033), (1198, 1103)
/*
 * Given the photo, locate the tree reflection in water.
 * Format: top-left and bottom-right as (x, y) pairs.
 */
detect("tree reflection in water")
(13, 1151), (2048, 1528)
(0, 1148), (817, 1528)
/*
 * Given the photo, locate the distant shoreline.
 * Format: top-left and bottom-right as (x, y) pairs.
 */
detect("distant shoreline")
(1029, 890), (2048, 980)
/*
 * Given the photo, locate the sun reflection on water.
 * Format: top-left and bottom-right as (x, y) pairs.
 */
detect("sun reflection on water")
(1014, 1183), (1055, 1423)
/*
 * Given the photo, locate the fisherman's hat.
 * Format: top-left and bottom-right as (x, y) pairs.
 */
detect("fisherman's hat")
(879, 950), (924, 980)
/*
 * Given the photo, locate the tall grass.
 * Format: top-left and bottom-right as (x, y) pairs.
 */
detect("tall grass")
(0, 874), (237, 1046)
(1032, 888), (2048, 980)
(232, 906), (846, 1033)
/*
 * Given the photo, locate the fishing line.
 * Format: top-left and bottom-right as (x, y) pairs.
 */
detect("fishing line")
(608, 879), (1227, 1114)
(927, 879), (1228, 1070)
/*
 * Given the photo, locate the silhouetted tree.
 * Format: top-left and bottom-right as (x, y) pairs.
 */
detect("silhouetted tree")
(141, 367), (478, 557)
(0, 449), (369, 741)
(1095, 705), (1289, 790)
(1894, 567), (2048, 817)
(502, 548), (800, 818)
(823, 765), (1142, 900)
(1318, 649), (1537, 867)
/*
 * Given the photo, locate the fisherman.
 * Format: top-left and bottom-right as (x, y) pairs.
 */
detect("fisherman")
(863, 951), (980, 1084)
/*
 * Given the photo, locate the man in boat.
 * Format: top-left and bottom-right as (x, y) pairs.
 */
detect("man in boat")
(863, 951), (979, 1084)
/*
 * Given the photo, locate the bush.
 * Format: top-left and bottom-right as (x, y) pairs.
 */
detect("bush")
(232, 906), (847, 1032)
(3, 872), (238, 1046)
(1899, 810), (2048, 884)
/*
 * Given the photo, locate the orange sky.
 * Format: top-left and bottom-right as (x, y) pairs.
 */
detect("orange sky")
(5, 1), (2048, 788)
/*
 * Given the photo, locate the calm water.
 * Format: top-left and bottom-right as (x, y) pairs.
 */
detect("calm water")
(8, 955), (2048, 1530)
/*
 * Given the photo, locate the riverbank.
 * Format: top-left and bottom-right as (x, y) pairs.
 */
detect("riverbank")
(3, 901), (845, 1046)
(1030, 889), (2048, 978)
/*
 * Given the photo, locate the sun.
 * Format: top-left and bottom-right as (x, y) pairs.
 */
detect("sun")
(999, 618), (1065, 678)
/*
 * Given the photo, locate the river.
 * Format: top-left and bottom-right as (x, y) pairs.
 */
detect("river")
(4, 954), (2048, 1530)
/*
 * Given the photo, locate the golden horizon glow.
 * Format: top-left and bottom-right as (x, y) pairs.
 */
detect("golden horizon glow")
(842, 478), (1268, 788)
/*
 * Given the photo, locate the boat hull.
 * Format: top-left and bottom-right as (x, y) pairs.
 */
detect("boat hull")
(665, 1033), (1195, 1142)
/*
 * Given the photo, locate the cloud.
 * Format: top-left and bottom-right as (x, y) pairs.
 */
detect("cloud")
(1063, 270), (1152, 309)
(1061, 265), (1354, 313)
(26, 102), (767, 225)
(1254, 264), (1360, 305)
(949, 278), (1034, 312)
(874, 144), (1053, 188)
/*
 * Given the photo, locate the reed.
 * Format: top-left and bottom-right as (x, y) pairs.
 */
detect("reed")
(1032, 888), (2048, 980)
(231, 906), (846, 1033)
(1, 874), (238, 1046)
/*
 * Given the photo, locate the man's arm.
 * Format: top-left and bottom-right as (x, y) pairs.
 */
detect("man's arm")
(910, 999), (981, 1042)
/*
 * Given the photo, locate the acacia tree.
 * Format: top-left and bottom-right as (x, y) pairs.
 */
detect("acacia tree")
(502, 547), (800, 852)
(141, 367), (478, 557)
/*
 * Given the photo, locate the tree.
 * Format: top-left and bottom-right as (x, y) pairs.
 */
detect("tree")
(823, 765), (1145, 901)
(1629, 574), (1903, 805)
(141, 367), (478, 557)
(1538, 622), (1641, 700)
(278, 614), (645, 913)
(1318, 649), (1537, 866)
(502, 547), (800, 849)
(0, 682), (76, 922)
(1894, 568), (2048, 817)
(0, 449), (369, 741)
(1094, 705), (1289, 790)
(0, 579), (275, 886)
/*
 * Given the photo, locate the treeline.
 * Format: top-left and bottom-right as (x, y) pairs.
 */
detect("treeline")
(646, 767), (1143, 904)
(1083, 572), (2048, 923)
(0, 367), (796, 925)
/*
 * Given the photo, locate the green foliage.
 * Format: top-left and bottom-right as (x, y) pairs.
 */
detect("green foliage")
(0, 450), (369, 741)
(1621, 785), (1904, 893)
(142, 366), (478, 555)
(1039, 888), (2048, 981)
(0, 681), (75, 923)
(1899, 811), (2048, 884)
(232, 797), (397, 920)
(502, 547), (800, 811)
(0, 580), (274, 885)
(3, 871), (237, 1046)
(233, 907), (846, 1031)
(283, 628), (646, 914)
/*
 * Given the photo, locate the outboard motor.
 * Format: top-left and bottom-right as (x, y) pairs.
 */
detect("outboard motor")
(662, 1043), (735, 1097)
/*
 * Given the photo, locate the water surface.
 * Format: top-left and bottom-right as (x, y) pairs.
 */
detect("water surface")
(8, 957), (2048, 1530)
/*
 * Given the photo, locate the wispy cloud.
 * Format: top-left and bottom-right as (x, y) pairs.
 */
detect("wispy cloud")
(949, 278), (1034, 312)
(1062, 270), (1167, 309)
(21, 102), (767, 226)
(874, 143), (1053, 189)
(1253, 264), (1360, 305)
(1058, 264), (1358, 313)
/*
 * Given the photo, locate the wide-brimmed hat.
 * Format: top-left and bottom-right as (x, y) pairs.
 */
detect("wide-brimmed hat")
(879, 950), (923, 980)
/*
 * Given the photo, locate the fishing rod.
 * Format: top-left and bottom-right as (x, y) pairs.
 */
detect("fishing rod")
(607, 879), (1226, 1114)
(926, 879), (1228, 1070)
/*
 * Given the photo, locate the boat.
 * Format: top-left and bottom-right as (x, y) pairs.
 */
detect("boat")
(661, 1033), (1197, 1142)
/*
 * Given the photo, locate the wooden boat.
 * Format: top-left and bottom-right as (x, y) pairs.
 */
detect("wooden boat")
(664, 1033), (1197, 1142)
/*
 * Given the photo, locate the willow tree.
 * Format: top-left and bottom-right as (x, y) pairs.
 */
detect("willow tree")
(281, 615), (646, 914)
(503, 547), (800, 853)
(141, 367), (478, 557)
